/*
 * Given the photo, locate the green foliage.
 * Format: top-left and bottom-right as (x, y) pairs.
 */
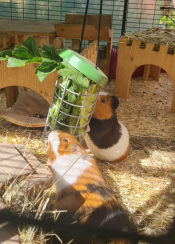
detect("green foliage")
(160, 14), (175, 29)
(0, 50), (12, 60)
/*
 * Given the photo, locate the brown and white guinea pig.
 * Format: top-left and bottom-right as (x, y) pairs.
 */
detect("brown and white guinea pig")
(47, 130), (132, 244)
(84, 91), (129, 164)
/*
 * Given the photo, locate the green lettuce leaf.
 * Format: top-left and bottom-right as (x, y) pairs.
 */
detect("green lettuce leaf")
(58, 69), (89, 89)
(0, 50), (12, 60)
(36, 61), (63, 82)
(7, 57), (30, 67)
(41, 45), (63, 62)
(22, 36), (41, 57)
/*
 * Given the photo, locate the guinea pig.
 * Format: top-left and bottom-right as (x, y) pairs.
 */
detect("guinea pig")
(47, 130), (132, 244)
(84, 91), (129, 164)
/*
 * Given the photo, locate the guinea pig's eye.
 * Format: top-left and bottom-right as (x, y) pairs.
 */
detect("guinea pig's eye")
(101, 99), (106, 103)
(63, 138), (68, 142)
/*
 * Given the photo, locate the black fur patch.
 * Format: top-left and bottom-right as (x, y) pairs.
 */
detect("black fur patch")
(111, 96), (119, 110)
(86, 183), (112, 199)
(88, 114), (122, 149)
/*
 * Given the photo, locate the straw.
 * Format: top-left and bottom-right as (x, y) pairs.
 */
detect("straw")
(0, 71), (175, 243)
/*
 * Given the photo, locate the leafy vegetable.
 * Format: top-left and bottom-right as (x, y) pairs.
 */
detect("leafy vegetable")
(35, 62), (63, 82)
(0, 36), (99, 138)
(58, 69), (89, 89)
(21, 36), (41, 57)
(41, 45), (63, 62)
(0, 50), (12, 60)
(0, 36), (62, 81)
(48, 77), (99, 139)
(7, 57), (30, 67)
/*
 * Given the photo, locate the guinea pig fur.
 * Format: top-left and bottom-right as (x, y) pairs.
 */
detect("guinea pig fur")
(84, 91), (130, 163)
(47, 130), (132, 244)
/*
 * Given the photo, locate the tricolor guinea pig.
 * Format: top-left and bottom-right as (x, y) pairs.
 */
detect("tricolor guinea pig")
(84, 91), (129, 164)
(47, 130), (132, 244)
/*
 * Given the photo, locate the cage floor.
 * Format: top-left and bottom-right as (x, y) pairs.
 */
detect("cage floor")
(0, 73), (175, 242)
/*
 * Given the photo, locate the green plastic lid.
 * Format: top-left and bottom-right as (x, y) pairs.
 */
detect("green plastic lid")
(59, 47), (108, 88)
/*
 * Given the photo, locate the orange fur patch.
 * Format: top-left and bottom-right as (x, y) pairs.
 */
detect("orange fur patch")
(56, 130), (87, 156)
(92, 94), (113, 120)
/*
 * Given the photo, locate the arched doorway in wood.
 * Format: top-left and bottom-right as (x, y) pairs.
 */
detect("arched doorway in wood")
(0, 60), (58, 105)
(115, 38), (175, 113)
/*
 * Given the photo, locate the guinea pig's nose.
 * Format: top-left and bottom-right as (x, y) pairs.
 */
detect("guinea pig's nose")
(111, 96), (119, 110)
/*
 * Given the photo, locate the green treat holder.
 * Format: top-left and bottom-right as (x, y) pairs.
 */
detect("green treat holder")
(59, 47), (108, 87)
(42, 47), (108, 145)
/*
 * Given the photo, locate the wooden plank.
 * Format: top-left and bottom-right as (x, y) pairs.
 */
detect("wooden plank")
(10, 34), (18, 45)
(49, 37), (65, 49)
(0, 31), (56, 38)
(106, 29), (113, 60)
(0, 19), (60, 35)
(0, 36), (7, 51)
(81, 49), (89, 59)
(0, 143), (52, 244)
(143, 64), (151, 81)
(15, 145), (52, 198)
(72, 38), (81, 50)
(89, 41), (97, 64)
(81, 50), (88, 59)
(54, 24), (110, 41)
(65, 14), (112, 28)
(0, 143), (33, 190)
(98, 59), (109, 77)
(150, 65), (161, 81)
(5, 86), (19, 108)
(88, 40), (94, 45)
(22, 35), (33, 42)
(37, 36), (49, 48)
(16, 145), (50, 177)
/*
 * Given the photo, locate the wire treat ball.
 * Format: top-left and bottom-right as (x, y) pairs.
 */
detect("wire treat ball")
(42, 0), (107, 146)
(42, 75), (101, 145)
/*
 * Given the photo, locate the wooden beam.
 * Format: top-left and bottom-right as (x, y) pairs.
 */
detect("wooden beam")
(10, 34), (18, 45)
(50, 37), (65, 49)
(65, 14), (112, 29)
(0, 36), (7, 51)
(54, 24), (110, 41)
(150, 65), (161, 81)
(0, 31), (56, 38)
(5, 86), (19, 108)
(22, 35), (33, 42)
(143, 64), (151, 81)
(88, 39), (94, 45)
(37, 36), (49, 48)
(72, 38), (81, 50)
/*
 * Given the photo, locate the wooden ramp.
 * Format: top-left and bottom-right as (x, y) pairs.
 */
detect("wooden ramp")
(0, 143), (52, 244)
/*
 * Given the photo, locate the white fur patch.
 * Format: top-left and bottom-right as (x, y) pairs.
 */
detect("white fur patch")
(48, 131), (60, 156)
(99, 91), (108, 96)
(84, 122), (129, 162)
(51, 154), (92, 193)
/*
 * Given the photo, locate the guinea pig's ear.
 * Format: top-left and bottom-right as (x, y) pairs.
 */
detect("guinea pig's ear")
(111, 96), (119, 110)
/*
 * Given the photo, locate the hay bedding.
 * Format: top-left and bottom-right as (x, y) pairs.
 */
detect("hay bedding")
(123, 27), (175, 53)
(0, 73), (174, 243)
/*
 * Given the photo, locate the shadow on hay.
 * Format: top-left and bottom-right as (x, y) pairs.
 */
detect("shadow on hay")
(111, 136), (175, 236)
